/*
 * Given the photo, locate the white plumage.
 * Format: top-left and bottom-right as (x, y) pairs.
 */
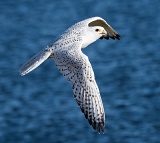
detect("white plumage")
(19, 17), (120, 133)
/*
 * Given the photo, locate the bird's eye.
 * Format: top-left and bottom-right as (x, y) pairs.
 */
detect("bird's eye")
(95, 29), (99, 32)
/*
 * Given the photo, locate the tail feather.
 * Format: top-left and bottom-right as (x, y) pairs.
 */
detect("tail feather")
(19, 47), (53, 76)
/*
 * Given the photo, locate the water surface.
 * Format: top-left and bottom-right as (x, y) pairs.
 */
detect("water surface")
(0, 0), (160, 143)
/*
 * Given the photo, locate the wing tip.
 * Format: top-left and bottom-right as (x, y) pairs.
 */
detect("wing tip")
(115, 34), (120, 40)
(85, 117), (105, 134)
(109, 33), (120, 40)
(103, 33), (120, 40)
(92, 122), (105, 134)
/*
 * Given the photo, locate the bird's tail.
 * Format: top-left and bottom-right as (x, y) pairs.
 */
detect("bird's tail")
(19, 47), (53, 76)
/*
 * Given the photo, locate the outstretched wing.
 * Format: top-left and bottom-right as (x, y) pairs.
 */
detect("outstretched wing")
(88, 18), (120, 40)
(19, 47), (53, 76)
(53, 44), (105, 133)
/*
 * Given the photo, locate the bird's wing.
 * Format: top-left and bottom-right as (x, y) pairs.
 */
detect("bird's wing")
(88, 18), (120, 40)
(54, 44), (105, 133)
(19, 47), (53, 76)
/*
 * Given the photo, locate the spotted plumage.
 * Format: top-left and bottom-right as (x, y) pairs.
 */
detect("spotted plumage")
(19, 17), (120, 133)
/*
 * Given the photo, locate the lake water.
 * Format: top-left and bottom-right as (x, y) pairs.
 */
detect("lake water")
(0, 0), (160, 143)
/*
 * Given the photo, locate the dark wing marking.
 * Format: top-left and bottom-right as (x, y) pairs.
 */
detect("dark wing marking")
(88, 19), (120, 40)
(54, 46), (105, 133)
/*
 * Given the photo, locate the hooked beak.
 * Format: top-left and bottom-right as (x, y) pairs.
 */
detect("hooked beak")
(99, 30), (107, 39)
(100, 29), (107, 35)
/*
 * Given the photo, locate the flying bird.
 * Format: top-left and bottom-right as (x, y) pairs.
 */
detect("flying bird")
(19, 17), (120, 133)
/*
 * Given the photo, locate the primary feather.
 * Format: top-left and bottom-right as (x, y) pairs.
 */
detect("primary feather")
(19, 17), (120, 133)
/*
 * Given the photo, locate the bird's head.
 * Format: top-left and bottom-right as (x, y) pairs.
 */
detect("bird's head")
(93, 26), (107, 38)
(82, 26), (107, 48)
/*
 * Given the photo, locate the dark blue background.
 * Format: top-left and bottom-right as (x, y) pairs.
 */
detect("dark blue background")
(0, 0), (160, 143)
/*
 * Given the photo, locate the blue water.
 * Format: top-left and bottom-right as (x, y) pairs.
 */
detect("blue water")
(0, 0), (160, 143)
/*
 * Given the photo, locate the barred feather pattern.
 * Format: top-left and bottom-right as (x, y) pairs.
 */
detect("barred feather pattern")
(19, 17), (120, 133)
(52, 44), (105, 133)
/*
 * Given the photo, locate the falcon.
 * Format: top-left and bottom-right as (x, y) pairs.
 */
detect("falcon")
(19, 17), (120, 133)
